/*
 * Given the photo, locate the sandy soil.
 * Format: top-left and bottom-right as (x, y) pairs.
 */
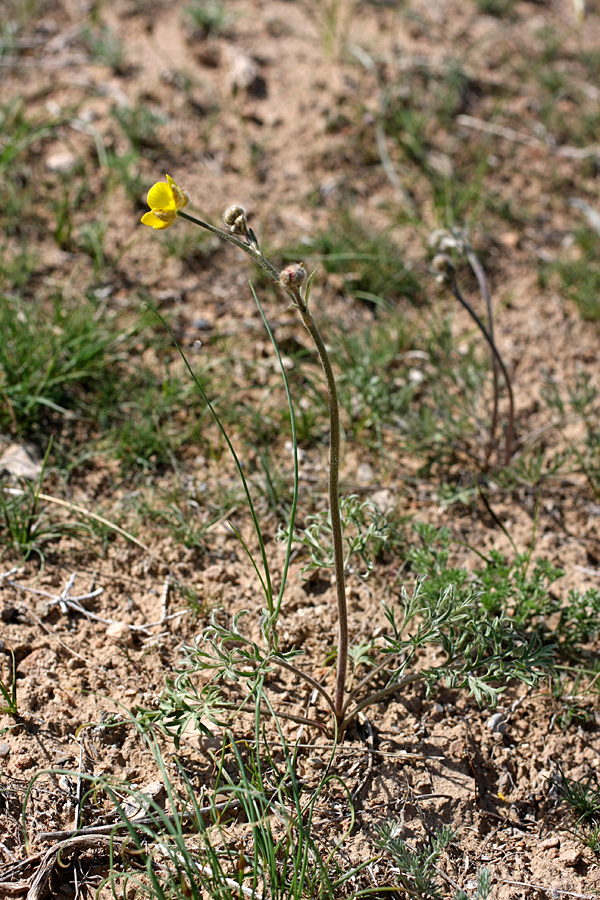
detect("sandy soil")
(2, 0), (600, 896)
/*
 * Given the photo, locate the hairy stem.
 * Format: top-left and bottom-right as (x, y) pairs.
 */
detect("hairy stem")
(292, 296), (348, 725)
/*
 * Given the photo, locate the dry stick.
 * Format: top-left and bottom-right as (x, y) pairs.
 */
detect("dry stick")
(5, 574), (187, 633)
(496, 879), (596, 900)
(456, 113), (600, 160)
(35, 801), (240, 842)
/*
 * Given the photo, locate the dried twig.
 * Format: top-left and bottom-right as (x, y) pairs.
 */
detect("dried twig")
(497, 878), (596, 899)
(457, 114), (600, 159)
(3, 574), (187, 635)
(1, 488), (150, 553)
(34, 799), (241, 843)
(0, 835), (131, 900)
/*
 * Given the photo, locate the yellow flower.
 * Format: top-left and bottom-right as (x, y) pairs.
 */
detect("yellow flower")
(141, 174), (189, 230)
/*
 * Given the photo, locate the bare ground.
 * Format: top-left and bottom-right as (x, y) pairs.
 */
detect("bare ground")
(2, 0), (600, 896)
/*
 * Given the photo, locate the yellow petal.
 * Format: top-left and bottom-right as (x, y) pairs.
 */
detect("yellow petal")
(166, 174), (189, 209)
(147, 181), (176, 211)
(141, 210), (172, 230)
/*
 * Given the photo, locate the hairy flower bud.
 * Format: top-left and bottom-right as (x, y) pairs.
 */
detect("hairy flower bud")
(431, 253), (455, 284)
(279, 263), (307, 289)
(223, 204), (248, 235)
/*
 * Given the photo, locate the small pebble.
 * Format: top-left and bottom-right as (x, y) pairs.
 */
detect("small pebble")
(560, 847), (582, 867)
(46, 148), (78, 174)
(66, 657), (85, 671)
(0, 743), (10, 758)
(486, 712), (507, 734)
(540, 836), (560, 850)
(106, 622), (134, 646)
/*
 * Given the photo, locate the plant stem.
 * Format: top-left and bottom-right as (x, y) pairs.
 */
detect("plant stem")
(178, 211), (281, 282)
(449, 277), (515, 465)
(339, 672), (423, 733)
(290, 294), (348, 725)
(465, 246), (499, 464)
(175, 208), (349, 724)
(273, 657), (337, 719)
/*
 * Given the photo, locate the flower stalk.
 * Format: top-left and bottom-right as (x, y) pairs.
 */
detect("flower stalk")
(142, 179), (349, 724)
(279, 271), (348, 724)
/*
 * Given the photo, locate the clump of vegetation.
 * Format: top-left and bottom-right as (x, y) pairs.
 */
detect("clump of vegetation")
(136, 177), (553, 742)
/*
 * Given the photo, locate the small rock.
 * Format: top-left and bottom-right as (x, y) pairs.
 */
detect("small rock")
(560, 847), (582, 867)
(201, 564), (238, 584)
(122, 781), (167, 819)
(540, 836), (560, 850)
(0, 743), (10, 758)
(46, 148), (78, 175)
(19, 648), (56, 675)
(356, 463), (375, 484)
(429, 702), (445, 721)
(449, 739), (465, 758)
(107, 747), (125, 766)
(106, 622), (134, 646)
(486, 712), (507, 734)
(0, 442), (42, 480)
(371, 489), (395, 512)
(499, 231), (520, 249)
(202, 564), (225, 582)
(66, 657), (85, 671)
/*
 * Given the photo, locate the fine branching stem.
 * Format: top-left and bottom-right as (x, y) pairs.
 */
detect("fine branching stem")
(342, 650), (405, 716)
(272, 657), (338, 719)
(449, 278), (515, 465)
(339, 672), (423, 734)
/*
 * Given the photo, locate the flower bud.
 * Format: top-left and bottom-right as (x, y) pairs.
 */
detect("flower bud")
(431, 253), (455, 283)
(223, 204), (248, 235)
(279, 263), (307, 289)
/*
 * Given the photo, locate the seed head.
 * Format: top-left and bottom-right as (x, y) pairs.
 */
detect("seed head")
(279, 263), (307, 289)
(223, 205), (248, 235)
